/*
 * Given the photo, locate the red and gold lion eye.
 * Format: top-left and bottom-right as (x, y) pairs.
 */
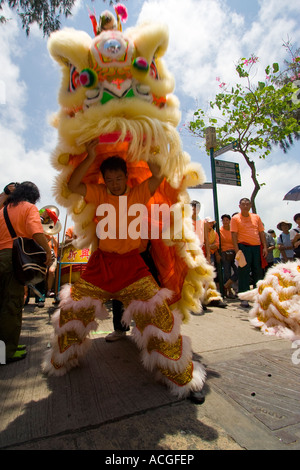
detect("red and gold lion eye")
(149, 60), (158, 79)
(69, 65), (80, 92)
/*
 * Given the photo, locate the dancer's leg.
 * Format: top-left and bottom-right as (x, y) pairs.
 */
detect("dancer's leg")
(42, 278), (110, 375)
(119, 276), (206, 398)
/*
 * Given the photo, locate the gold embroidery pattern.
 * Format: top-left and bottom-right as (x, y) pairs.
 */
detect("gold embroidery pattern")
(117, 276), (159, 306)
(134, 303), (174, 334)
(71, 278), (111, 301)
(59, 306), (96, 328)
(51, 359), (63, 370)
(58, 331), (82, 353)
(257, 278), (295, 321)
(147, 336), (182, 361)
(258, 294), (289, 320)
(70, 276), (159, 305)
(159, 361), (193, 386)
(272, 273), (296, 289)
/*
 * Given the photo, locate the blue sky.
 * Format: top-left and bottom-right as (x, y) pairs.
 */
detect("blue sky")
(0, 0), (299, 233)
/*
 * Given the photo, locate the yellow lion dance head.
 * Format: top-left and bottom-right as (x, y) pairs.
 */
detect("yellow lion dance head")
(48, 5), (220, 320)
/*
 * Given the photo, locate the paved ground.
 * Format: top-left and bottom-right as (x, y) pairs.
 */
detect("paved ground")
(0, 296), (299, 451)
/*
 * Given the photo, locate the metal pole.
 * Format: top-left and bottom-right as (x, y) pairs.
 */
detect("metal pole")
(210, 147), (224, 298)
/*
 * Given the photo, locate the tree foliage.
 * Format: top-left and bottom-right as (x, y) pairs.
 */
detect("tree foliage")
(189, 54), (300, 213)
(0, 0), (121, 36)
(275, 40), (300, 152)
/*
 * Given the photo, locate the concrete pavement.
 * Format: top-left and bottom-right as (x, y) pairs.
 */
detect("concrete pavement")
(0, 296), (299, 451)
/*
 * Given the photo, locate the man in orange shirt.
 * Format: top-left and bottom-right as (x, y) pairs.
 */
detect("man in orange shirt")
(231, 198), (267, 307)
(220, 214), (237, 298)
(43, 140), (206, 404)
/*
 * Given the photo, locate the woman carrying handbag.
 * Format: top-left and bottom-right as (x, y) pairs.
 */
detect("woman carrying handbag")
(0, 181), (52, 363)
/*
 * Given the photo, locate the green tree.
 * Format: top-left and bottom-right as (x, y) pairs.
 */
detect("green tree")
(276, 40), (300, 152)
(0, 0), (122, 36)
(189, 55), (300, 213)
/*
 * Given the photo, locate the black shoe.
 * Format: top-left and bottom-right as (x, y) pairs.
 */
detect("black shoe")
(240, 300), (250, 308)
(209, 299), (227, 308)
(188, 389), (205, 404)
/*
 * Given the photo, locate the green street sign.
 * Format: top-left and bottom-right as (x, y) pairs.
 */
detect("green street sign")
(215, 160), (241, 186)
(214, 140), (238, 157)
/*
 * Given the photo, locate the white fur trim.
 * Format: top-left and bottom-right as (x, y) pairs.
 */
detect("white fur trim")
(52, 284), (109, 337)
(156, 360), (206, 398)
(42, 335), (93, 376)
(242, 261), (300, 340)
(140, 335), (192, 373)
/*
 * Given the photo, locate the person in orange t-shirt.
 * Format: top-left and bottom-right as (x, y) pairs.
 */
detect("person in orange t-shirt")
(43, 140), (206, 404)
(220, 214), (237, 298)
(0, 182), (52, 363)
(0, 182), (19, 210)
(230, 198), (267, 307)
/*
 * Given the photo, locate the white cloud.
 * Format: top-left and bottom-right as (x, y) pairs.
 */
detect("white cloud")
(139, 0), (245, 101)
(0, 0), (299, 234)
(0, 7), (60, 216)
(134, 0), (300, 229)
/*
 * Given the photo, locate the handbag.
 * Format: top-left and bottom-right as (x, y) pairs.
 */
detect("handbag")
(3, 205), (47, 285)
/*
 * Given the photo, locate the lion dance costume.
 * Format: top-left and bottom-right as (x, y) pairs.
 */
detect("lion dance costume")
(240, 261), (300, 341)
(43, 5), (222, 398)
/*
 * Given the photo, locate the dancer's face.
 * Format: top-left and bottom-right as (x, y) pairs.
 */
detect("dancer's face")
(104, 169), (128, 196)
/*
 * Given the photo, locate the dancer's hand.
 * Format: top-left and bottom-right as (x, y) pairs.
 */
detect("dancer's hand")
(85, 138), (99, 162)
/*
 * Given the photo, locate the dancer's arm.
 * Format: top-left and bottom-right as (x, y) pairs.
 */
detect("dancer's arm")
(68, 139), (98, 196)
(147, 161), (164, 195)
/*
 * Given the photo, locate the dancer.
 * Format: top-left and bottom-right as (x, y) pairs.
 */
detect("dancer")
(43, 140), (206, 403)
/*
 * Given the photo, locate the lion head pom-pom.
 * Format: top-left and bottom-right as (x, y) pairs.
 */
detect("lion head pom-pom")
(114, 4), (128, 23)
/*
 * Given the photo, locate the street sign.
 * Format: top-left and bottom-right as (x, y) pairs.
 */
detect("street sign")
(216, 177), (241, 186)
(191, 183), (213, 189)
(215, 160), (241, 186)
(214, 140), (238, 157)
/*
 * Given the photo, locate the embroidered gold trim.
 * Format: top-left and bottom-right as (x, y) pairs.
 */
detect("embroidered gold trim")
(134, 303), (174, 334)
(71, 278), (110, 301)
(58, 331), (82, 353)
(116, 276), (159, 306)
(59, 306), (96, 328)
(159, 361), (193, 386)
(147, 336), (182, 360)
